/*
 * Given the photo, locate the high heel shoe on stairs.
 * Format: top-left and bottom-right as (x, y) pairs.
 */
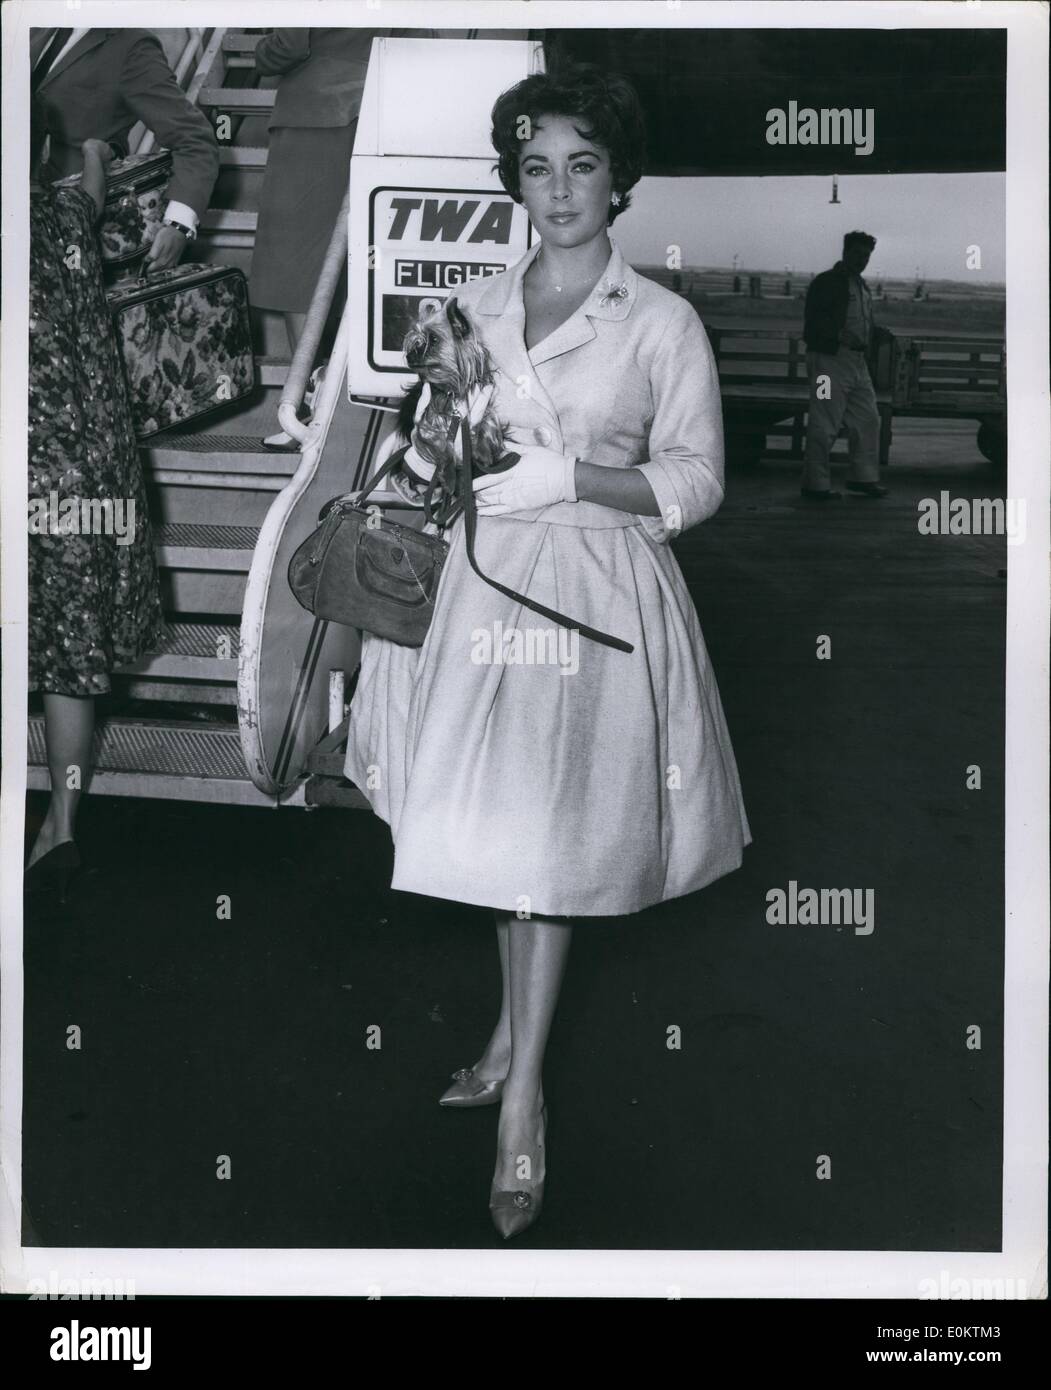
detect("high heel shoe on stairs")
(23, 841), (81, 903)
(262, 364), (327, 450)
(489, 1103), (547, 1240)
(438, 1064), (506, 1108)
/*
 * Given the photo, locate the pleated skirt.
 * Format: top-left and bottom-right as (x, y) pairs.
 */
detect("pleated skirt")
(344, 513), (751, 918)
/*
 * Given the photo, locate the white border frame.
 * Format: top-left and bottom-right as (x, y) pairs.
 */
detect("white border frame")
(2, 0), (1047, 1299)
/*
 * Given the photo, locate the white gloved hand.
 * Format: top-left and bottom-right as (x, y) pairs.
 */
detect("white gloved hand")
(472, 445), (578, 515)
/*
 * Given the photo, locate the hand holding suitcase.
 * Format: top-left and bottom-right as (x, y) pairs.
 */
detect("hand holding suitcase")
(54, 151), (173, 267)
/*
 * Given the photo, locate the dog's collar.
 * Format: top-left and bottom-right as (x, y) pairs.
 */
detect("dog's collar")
(472, 236), (638, 322)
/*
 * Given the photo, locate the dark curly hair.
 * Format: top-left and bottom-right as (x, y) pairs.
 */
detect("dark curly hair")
(490, 63), (646, 224)
(843, 230), (877, 255)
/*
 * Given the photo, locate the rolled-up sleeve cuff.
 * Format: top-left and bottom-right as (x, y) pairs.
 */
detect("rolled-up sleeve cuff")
(634, 458), (724, 545)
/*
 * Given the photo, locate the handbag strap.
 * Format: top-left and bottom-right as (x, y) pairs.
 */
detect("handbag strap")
(354, 444), (415, 507)
(455, 417), (634, 654)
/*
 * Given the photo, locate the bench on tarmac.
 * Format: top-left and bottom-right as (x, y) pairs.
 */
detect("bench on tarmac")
(707, 326), (1006, 468)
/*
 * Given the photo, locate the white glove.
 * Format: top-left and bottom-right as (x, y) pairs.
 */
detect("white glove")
(472, 445), (578, 515)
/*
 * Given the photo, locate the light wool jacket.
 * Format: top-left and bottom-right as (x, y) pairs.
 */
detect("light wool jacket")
(447, 235), (726, 545)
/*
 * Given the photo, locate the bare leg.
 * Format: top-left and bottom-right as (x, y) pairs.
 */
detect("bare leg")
(284, 311), (308, 356)
(27, 693), (94, 867)
(470, 915), (512, 1082)
(493, 912), (572, 1190)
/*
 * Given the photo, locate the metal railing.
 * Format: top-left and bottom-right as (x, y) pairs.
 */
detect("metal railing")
(277, 188), (351, 445)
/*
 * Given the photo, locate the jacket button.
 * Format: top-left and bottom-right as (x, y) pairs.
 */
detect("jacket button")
(535, 426), (553, 447)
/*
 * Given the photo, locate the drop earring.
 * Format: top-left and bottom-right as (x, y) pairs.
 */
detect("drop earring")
(610, 192), (622, 207)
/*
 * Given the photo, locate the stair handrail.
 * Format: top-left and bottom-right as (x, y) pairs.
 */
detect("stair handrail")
(277, 187), (350, 445)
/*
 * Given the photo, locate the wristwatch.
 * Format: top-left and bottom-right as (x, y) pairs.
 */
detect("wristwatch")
(162, 217), (196, 242)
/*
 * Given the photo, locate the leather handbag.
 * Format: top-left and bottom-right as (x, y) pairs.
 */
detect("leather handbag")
(287, 446), (447, 647)
(287, 417), (633, 653)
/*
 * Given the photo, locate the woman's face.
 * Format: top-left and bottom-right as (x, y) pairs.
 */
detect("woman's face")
(516, 113), (614, 249)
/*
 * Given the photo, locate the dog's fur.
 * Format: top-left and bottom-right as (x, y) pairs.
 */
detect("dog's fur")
(396, 296), (507, 475)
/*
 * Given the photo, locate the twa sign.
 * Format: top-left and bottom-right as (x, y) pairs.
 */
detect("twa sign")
(348, 155), (532, 396)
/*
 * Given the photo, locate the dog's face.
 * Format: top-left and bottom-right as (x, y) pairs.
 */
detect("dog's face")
(402, 296), (491, 398)
(398, 297), (506, 474)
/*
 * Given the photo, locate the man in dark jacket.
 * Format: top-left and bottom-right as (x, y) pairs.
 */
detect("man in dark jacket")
(801, 231), (892, 500)
(32, 28), (219, 271)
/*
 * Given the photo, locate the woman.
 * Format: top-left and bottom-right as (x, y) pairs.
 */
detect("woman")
(345, 65), (751, 1237)
(25, 96), (162, 898)
(249, 28), (372, 449)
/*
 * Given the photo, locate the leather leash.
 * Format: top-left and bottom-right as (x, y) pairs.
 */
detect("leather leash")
(448, 415), (633, 654)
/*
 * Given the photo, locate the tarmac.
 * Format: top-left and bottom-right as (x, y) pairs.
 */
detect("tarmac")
(21, 419), (1005, 1252)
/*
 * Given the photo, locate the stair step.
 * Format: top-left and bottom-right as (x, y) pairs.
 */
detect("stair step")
(258, 357), (290, 387)
(199, 208), (258, 234)
(119, 620), (239, 679)
(155, 522), (259, 571)
(305, 775), (370, 810)
(142, 432), (298, 476)
(224, 55), (257, 70)
(199, 87), (276, 113)
(218, 146), (269, 168)
(119, 678), (237, 705)
(27, 713), (280, 806)
(222, 33), (263, 52)
(306, 715), (350, 777)
(303, 716), (369, 807)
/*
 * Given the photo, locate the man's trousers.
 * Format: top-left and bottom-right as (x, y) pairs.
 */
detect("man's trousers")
(802, 347), (881, 491)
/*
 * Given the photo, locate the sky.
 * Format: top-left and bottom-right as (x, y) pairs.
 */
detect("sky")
(613, 172), (1006, 282)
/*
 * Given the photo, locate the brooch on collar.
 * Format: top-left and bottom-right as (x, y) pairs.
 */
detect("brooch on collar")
(595, 279), (629, 308)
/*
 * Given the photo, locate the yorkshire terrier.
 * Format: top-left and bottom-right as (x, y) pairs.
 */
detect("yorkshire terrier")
(390, 297), (514, 509)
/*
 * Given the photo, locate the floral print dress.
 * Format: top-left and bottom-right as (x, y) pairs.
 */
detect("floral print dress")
(28, 183), (162, 695)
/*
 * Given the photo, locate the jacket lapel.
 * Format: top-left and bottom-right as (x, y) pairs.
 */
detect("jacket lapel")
(528, 237), (638, 366)
(471, 236), (638, 430)
(473, 241), (560, 429)
(37, 29), (109, 91)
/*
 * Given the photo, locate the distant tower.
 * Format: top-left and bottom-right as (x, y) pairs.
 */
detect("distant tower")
(829, 175), (840, 205)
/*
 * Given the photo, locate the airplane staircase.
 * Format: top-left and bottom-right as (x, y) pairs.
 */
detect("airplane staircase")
(26, 28), (377, 808)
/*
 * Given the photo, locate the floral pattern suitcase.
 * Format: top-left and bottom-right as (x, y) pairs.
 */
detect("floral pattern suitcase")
(106, 263), (256, 438)
(54, 151), (173, 267)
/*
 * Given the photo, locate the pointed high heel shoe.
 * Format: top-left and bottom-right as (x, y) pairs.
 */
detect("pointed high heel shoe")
(489, 1103), (547, 1240)
(438, 1064), (506, 1108)
(23, 840), (81, 902)
(261, 365), (327, 451)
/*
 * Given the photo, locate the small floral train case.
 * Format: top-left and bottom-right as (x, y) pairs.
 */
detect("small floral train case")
(106, 263), (256, 438)
(54, 151), (173, 267)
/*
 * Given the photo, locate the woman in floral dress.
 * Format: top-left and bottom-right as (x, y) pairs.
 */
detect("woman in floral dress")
(25, 97), (162, 895)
